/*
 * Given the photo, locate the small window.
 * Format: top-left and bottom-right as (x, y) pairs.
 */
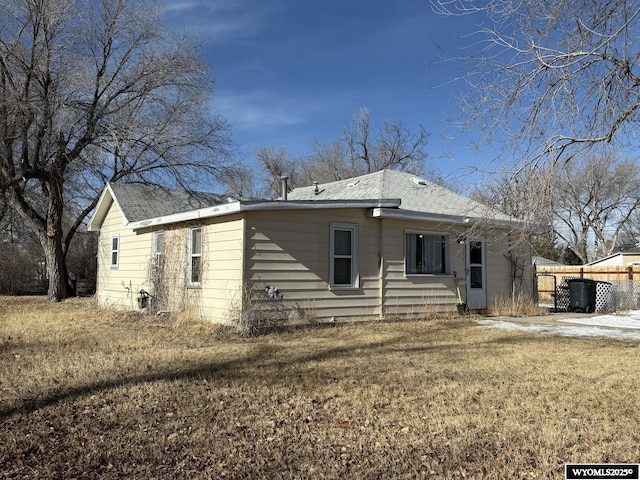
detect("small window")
(405, 232), (449, 275)
(152, 231), (165, 257)
(469, 240), (483, 288)
(330, 223), (358, 288)
(111, 235), (119, 268)
(188, 228), (202, 286)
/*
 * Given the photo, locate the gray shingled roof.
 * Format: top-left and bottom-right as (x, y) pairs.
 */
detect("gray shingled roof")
(287, 169), (514, 221)
(109, 183), (232, 223)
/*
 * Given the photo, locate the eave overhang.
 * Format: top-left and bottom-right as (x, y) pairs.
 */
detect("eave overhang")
(368, 207), (528, 230)
(126, 199), (402, 231)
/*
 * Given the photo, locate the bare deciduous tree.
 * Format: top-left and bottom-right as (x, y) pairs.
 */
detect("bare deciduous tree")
(254, 146), (301, 198)
(551, 153), (640, 262)
(0, 0), (231, 301)
(0, 205), (45, 294)
(476, 151), (640, 263)
(236, 108), (431, 198)
(305, 139), (352, 183)
(221, 164), (260, 200)
(344, 107), (429, 175)
(433, 0), (640, 169)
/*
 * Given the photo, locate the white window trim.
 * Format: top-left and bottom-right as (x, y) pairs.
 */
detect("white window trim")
(110, 235), (120, 269)
(187, 227), (202, 287)
(330, 223), (359, 289)
(404, 230), (452, 277)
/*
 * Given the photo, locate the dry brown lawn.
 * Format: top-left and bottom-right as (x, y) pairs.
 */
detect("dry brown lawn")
(1, 296), (639, 479)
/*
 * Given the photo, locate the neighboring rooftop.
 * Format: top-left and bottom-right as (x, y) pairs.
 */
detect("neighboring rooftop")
(533, 256), (564, 267)
(287, 169), (515, 222)
(586, 246), (640, 266)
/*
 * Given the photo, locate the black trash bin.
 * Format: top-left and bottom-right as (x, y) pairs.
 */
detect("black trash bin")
(566, 279), (597, 313)
(137, 289), (150, 309)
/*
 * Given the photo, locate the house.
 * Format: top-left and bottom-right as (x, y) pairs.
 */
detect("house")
(586, 247), (640, 267)
(88, 169), (533, 323)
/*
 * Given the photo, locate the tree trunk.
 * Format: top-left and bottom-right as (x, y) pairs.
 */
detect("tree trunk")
(42, 183), (71, 302)
(43, 231), (70, 301)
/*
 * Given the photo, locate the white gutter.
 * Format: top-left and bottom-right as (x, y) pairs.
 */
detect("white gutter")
(127, 199), (402, 230)
(368, 207), (473, 225)
(369, 207), (527, 229)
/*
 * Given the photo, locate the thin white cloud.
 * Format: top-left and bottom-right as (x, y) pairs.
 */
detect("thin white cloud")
(159, 0), (278, 43)
(214, 90), (308, 131)
(161, 1), (199, 13)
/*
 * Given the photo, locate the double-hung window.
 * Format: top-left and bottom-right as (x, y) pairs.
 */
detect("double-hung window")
(405, 232), (449, 275)
(110, 235), (119, 268)
(330, 223), (358, 288)
(188, 228), (202, 286)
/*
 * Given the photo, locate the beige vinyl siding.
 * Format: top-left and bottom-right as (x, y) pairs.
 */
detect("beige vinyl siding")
(484, 242), (510, 306)
(140, 216), (244, 323)
(198, 214), (244, 323)
(244, 209), (381, 321)
(380, 219), (461, 316)
(96, 201), (152, 310)
(484, 235), (534, 304)
(95, 197), (531, 322)
(96, 203), (244, 322)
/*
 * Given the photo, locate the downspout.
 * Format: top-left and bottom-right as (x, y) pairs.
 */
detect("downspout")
(241, 213), (247, 322)
(378, 219), (384, 318)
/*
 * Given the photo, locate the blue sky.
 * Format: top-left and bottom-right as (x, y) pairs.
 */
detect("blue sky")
(160, 0), (489, 184)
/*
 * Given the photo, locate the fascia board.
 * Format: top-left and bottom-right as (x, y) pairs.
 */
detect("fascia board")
(369, 207), (528, 230)
(368, 207), (473, 225)
(126, 199), (402, 230)
(240, 199), (401, 211)
(128, 200), (243, 229)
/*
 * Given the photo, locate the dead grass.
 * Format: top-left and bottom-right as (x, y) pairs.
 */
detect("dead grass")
(490, 293), (548, 317)
(1, 296), (639, 479)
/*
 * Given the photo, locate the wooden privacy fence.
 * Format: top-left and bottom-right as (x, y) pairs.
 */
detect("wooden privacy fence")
(536, 265), (640, 311)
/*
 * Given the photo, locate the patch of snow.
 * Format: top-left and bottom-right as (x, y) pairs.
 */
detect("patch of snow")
(476, 311), (640, 342)
(562, 311), (640, 329)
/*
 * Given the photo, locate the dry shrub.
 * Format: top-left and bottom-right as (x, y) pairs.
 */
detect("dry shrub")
(174, 305), (202, 325)
(490, 293), (547, 317)
(419, 301), (459, 320)
(226, 282), (291, 336)
(2, 296), (640, 479)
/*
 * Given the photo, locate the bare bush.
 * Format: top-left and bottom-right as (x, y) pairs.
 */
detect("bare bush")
(227, 282), (292, 336)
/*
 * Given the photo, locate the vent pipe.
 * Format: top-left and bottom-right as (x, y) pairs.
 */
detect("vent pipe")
(281, 175), (289, 200)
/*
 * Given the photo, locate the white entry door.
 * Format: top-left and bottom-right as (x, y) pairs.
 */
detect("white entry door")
(466, 237), (487, 309)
